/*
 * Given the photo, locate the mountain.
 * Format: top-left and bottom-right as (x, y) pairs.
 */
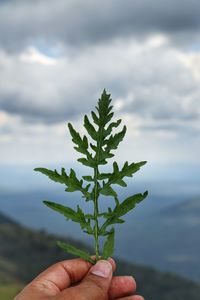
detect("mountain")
(1, 189), (200, 282)
(118, 197), (200, 281)
(0, 211), (16, 225)
(0, 211), (200, 300)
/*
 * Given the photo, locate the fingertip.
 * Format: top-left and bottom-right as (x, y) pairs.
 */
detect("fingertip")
(128, 276), (137, 290)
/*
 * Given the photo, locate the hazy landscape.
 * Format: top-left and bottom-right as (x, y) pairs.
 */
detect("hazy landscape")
(1, 210), (200, 300)
(1, 164), (200, 283)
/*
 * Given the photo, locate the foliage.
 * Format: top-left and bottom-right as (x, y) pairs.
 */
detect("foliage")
(34, 89), (148, 263)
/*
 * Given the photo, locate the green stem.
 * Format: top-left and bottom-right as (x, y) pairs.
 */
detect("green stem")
(93, 166), (100, 260)
(93, 123), (104, 261)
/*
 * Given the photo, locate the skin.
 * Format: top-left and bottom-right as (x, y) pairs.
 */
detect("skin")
(14, 258), (144, 300)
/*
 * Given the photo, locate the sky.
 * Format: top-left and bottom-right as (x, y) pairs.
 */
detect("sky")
(0, 0), (200, 178)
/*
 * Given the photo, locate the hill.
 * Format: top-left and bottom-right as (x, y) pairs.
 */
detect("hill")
(0, 211), (200, 300)
(116, 197), (200, 281)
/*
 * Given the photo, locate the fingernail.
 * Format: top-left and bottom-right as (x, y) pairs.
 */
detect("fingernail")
(90, 260), (112, 278)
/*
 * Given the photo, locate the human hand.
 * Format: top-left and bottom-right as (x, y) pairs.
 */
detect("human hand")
(15, 258), (144, 300)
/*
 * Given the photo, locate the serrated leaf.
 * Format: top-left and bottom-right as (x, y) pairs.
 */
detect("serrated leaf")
(100, 184), (117, 197)
(68, 123), (89, 156)
(114, 178), (127, 187)
(99, 214), (125, 234)
(57, 241), (95, 264)
(114, 191), (148, 217)
(103, 119), (122, 139)
(84, 115), (98, 141)
(98, 160), (147, 191)
(76, 205), (93, 233)
(91, 111), (99, 125)
(43, 201), (79, 222)
(104, 125), (126, 152)
(77, 157), (96, 168)
(102, 228), (115, 259)
(34, 168), (67, 185)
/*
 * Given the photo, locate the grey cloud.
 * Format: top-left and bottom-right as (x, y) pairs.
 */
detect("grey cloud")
(0, 18), (200, 134)
(140, 122), (200, 136)
(1, 0), (200, 52)
(0, 92), (92, 124)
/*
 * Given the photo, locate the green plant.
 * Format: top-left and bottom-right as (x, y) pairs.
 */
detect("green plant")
(34, 89), (148, 264)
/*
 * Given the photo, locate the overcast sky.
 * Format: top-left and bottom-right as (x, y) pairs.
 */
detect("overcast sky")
(0, 0), (200, 172)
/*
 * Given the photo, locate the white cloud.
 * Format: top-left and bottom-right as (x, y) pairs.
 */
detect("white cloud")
(0, 33), (200, 165)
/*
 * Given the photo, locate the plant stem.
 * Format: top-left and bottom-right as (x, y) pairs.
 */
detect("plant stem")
(93, 165), (100, 260)
(93, 121), (104, 261)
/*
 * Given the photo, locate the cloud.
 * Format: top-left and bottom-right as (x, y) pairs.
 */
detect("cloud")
(0, 0), (200, 166)
(0, 35), (199, 134)
(1, 0), (200, 53)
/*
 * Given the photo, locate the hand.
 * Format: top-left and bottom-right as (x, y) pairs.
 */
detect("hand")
(15, 258), (144, 300)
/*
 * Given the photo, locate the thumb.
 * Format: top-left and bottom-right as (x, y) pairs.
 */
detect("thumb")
(62, 260), (113, 300)
(77, 260), (113, 299)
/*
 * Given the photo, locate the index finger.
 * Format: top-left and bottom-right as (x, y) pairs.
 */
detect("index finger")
(31, 258), (92, 291)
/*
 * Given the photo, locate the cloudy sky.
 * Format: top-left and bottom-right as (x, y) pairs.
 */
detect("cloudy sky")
(0, 0), (200, 173)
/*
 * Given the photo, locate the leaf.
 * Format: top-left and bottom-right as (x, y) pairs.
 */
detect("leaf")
(34, 168), (67, 185)
(100, 182), (117, 197)
(114, 191), (148, 217)
(102, 228), (115, 259)
(103, 119), (122, 139)
(96, 89), (113, 127)
(68, 123), (89, 156)
(99, 214), (125, 235)
(84, 115), (98, 141)
(98, 160), (147, 189)
(34, 167), (91, 199)
(104, 125), (126, 152)
(77, 157), (96, 168)
(76, 205), (93, 234)
(43, 201), (79, 222)
(57, 241), (95, 264)
(91, 111), (99, 125)
(82, 175), (94, 182)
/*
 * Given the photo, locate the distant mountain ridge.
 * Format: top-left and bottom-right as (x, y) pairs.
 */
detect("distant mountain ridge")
(0, 211), (17, 225)
(0, 210), (200, 300)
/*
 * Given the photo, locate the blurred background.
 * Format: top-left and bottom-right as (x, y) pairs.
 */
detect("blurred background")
(0, 0), (200, 299)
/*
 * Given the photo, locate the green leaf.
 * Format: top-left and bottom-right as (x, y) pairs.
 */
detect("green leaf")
(68, 123), (89, 156)
(104, 125), (126, 152)
(57, 241), (95, 264)
(43, 201), (79, 222)
(34, 167), (91, 200)
(84, 115), (98, 141)
(82, 175), (94, 182)
(99, 214), (125, 235)
(114, 191), (148, 217)
(102, 228), (115, 259)
(77, 157), (96, 168)
(98, 160), (147, 189)
(100, 182), (117, 197)
(34, 168), (67, 185)
(103, 119), (122, 139)
(76, 205), (93, 234)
